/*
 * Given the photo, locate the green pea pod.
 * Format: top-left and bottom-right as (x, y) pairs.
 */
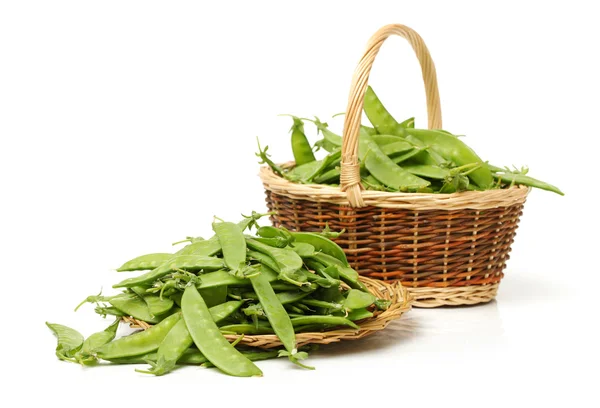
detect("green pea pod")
(371, 134), (404, 146)
(345, 308), (374, 321)
(362, 174), (387, 191)
(290, 231), (348, 266)
(199, 285), (228, 308)
(390, 147), (429, 166)
(343, 289), (376, 311)
(405, 128), (493, 188)
(300, 298), (344, 311)
(96, 312), (182, 360)
(285, 115), (315, 165)
(113, 255), (224, 288)
(95, 306), (126, 318)
(175, 239), (221, 256)
(286, 160), (323, 183)
(219, 324), (275, 335)
(182, 285), (262, 377)
(402, 164), (451, 180)
(256, 226), (284, 239)
(117, 253), (173, 272)
(302, 117), (342, 147)
(494, 172), (564, 195)
(246, 238), (306, 287)
(77, 318), (121, 365)
(359, 130), (430, 190)
(213, 221), (247, 276)
(404, 134), (446, 165)
(380, 140), (415, 157)
(309, 253), (368, 292)
(290, 242), (315, 257)
(253, 236), (289, 248)
(361, 124), (379, 135)
(399, 117), (415, 128)
(108, 293), (165, 324)
(306, 150), (342, 182)
(208, 300), (245, 322)
(363, 86), (406, 135)
(290, 316), (359, 330)
(136, 318), (193, 376)
(250, 272), (296, 354)
(131, 287), (174, 317)
(248, 249), (280, 272)
(313, 168), (340, 184)
(46, 322), (85, 362)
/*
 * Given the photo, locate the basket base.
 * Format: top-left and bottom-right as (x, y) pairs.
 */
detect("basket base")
(407, 283), (499, 308)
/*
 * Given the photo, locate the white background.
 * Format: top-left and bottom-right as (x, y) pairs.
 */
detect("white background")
(1, 1), (599, 407)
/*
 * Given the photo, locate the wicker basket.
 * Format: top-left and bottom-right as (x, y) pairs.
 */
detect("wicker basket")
(124, 276), (412, 349)
(260, 24), (530, 308)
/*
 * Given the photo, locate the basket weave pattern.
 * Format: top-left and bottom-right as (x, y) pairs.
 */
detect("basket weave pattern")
(123, 277), (412, 349)
(264, 187), (526, 306)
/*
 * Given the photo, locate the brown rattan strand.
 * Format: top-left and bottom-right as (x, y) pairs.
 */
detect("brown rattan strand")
(409, 284), (499, 308)
(265, 189), (525, 286)
(261, 166), (529, 211)
(122, 276), (412, 349)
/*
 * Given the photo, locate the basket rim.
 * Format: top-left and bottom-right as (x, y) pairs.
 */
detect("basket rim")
(260, 165), (530, 211)
(122, 276), (413, 349)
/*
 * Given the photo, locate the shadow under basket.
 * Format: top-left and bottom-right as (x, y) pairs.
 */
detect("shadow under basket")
(259, 24), (531, 307)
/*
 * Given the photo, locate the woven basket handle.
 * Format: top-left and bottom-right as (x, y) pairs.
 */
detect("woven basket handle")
(340, 24), (442, 207)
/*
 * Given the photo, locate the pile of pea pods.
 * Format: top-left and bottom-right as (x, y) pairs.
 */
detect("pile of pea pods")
(257, 86), (563, 195)
(47, 212), (391, 377)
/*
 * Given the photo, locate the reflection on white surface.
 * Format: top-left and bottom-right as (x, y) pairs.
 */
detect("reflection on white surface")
(317, 300), (504, 358)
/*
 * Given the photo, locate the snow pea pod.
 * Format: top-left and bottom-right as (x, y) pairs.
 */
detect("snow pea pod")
(182, 285), (262, 377)
(359, 129), (430, 190)
(246, 238), (306, 286)
(405, 128), (493, 188)
(309, 253), (368, 292)
(136, 318), (192, 376)
(380, 140), (414, 157)
(131, 287), (174, 317)
(363, 86), (406, 135)
(494, 172), (564, 195)
(290, 242), (315, 257)
(213, 221), (247, 276)
(108, 293), (165, 324)
(219, 324), (275, 335)
(248, 249), (280, 272)
(343, 289), (376, 310)
(302, 117), (343, 147)
(77, 318), (120, 365)
(46, 322), (84, 362)
(345, 308), (374, 321)
(194, 266), (278, 290)
(113, 255), (224, 288)
(117, 253), (173, 272)
(390, 147), (428, 165)
(250, 271), (296, 353)
(286, 115), (315, 165)
(371, 134), (403, 146)
(290, 231), (348, 266)
(286, 160), (323, 182)
(402, 164), (451, 179)
(306, 150), (341, 182)
(96, 312), (181, 360)
(313, 168), (340, 184)
(404, 134), (446, 165)
(175, 239), (221, 256)
(290, 316), (359, 330)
